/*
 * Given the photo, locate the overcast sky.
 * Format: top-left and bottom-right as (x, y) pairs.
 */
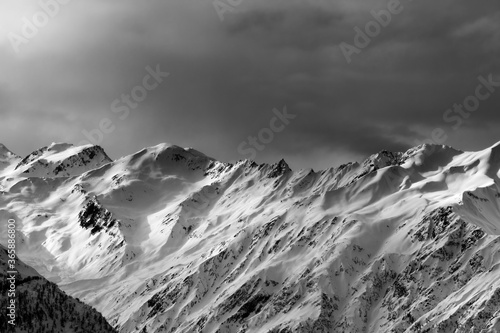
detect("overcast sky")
(0, 0), (499, 170)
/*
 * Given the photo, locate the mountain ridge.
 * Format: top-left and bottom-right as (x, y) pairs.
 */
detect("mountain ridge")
(1, 140), (500, 332)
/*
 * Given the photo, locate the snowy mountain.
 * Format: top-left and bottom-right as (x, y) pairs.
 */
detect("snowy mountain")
(11, 142), (112, 178)
(1, 141), (500, 332)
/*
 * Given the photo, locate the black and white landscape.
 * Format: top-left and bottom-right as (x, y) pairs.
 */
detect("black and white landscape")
(1, 0), (500, 332)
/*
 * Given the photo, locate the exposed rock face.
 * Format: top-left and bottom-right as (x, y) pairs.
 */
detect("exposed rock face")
(79, 198), (119, 235)
(14, 143), (112, 178)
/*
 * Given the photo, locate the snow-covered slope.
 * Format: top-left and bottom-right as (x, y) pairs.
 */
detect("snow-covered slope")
(1, 141), (500, 332)
(0, 244), (117, 333)
(12, 142), (112, 178)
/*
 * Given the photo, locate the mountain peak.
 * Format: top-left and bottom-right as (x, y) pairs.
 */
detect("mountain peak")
(48, 142), (75, 152)
(362, 150), (404, 170)
(13, 143), (112, 177)
(400, 144), (463, 171)
(268, 158), (291, 178)
(403, 143), (462, 158)
(146, 143), (212, 160)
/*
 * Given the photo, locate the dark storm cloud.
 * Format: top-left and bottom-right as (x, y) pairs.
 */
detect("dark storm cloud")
(0, 0), (498, 170)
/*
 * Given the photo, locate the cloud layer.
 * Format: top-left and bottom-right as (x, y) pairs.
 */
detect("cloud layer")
(0, 0), (498, 170)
